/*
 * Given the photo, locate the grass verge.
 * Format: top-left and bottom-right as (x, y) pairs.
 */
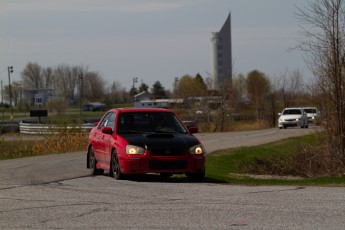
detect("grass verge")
(0, 131), (88, 160)
(205, 134), (345, 186)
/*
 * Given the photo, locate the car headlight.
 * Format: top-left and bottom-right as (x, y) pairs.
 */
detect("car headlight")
(189, 144), (205, 155)
(126, 145), (144, 155)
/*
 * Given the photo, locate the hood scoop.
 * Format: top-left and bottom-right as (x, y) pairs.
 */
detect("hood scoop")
(146, 133), (174, 139)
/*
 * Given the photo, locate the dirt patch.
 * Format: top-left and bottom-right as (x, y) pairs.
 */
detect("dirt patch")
(229, 173), (304, 180)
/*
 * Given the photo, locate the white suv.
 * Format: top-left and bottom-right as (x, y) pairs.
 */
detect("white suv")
(278, 107), (308, 129)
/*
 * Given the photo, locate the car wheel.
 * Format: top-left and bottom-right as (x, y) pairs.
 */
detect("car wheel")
(88, 147), (104, 175)
(110, 150), (124, 180)
(283, 125), (287, 129)
(186, 170), (205, 182)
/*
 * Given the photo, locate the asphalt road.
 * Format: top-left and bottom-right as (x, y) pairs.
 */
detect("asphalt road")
(1, 127), (345, 229)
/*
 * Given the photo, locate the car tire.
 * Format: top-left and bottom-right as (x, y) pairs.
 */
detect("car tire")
(110, 150), (124, 180)
(88, 147), (104, 175)
(186, 170), (205, 182)
(283, 125), (287, 129)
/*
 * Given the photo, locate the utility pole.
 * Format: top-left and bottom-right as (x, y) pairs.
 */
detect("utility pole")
(1, 80), (3, 120)
(132, 77), (138, 89)
(79, 73), (83, 116)
(131, 77), (138, 102)
(8, 66), (13, 120)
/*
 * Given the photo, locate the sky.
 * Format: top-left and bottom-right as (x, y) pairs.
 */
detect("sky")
(0, 0), (310, 90)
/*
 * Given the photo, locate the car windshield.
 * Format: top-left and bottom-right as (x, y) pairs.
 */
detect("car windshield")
(117, 112), (188, 134)
(283, 109), (302, 115)
(304, 108), (317, 113)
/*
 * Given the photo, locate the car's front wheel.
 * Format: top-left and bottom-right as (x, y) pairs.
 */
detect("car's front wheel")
(88, 147), (104, 175)
(110, 150), (124, 180)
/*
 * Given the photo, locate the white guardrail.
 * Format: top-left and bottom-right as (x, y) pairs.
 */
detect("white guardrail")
(19, 122), (95, 134)
(12, 119), (196, 134)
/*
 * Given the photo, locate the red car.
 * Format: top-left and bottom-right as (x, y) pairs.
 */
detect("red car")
(86, 108), (206, 182)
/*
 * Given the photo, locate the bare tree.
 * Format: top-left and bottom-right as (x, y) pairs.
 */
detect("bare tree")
(54, 64), (70, 98)
(217, 79), (235, 132)
(266, 77), (280, 127)
(277, 70), (305, 108)
(296, 0), (345, 163)
(105, 80), (124, 105)
(53, 64), (85, 101)
(43, 67), (54, 90)
(246, 70), (271, 120)
(21, 62), (43, 89)
(83, 71), (106, 101)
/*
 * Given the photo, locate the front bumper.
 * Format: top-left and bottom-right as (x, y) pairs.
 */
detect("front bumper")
(118, 153), (205, 174)
(278, 121), (299, 127)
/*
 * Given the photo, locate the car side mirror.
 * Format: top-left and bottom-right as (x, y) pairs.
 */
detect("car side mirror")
(188, 126), (198, 134)
(101, 126), (113, 135)
(278, 113), (281, 116)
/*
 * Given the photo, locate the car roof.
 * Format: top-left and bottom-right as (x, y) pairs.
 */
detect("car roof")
(283, 107), (303, 110)
(107, 107), (172, 113)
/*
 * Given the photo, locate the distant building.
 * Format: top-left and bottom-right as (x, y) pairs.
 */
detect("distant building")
(211, 13), (232, 89)
(133, 99), (174, 109)
(133, 91), (152, 102)
(133, 91), (183, 108)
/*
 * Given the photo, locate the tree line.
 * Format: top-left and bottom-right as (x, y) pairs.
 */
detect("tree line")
(19, 62), (127, 105)
(3, 62), (172, 108)
(2, 61), (313, 121)
(171, 70), (311, 126)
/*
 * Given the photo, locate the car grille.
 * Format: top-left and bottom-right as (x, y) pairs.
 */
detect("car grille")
(285, 119), (297, 122)
(149, 160), (188, 170)
(150, 149), (186, 156)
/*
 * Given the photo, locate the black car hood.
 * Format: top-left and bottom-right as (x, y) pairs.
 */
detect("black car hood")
(120, 133), (200, 151)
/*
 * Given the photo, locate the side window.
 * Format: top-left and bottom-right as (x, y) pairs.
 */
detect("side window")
(98, 113), (112, 130)
(106, 113), (116, 131)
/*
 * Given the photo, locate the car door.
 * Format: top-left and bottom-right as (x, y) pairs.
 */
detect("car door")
(93, 113), (112, 163)
(100, 112), (116, 164)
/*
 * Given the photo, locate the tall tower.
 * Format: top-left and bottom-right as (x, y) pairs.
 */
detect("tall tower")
(211, 13), (232, 90)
